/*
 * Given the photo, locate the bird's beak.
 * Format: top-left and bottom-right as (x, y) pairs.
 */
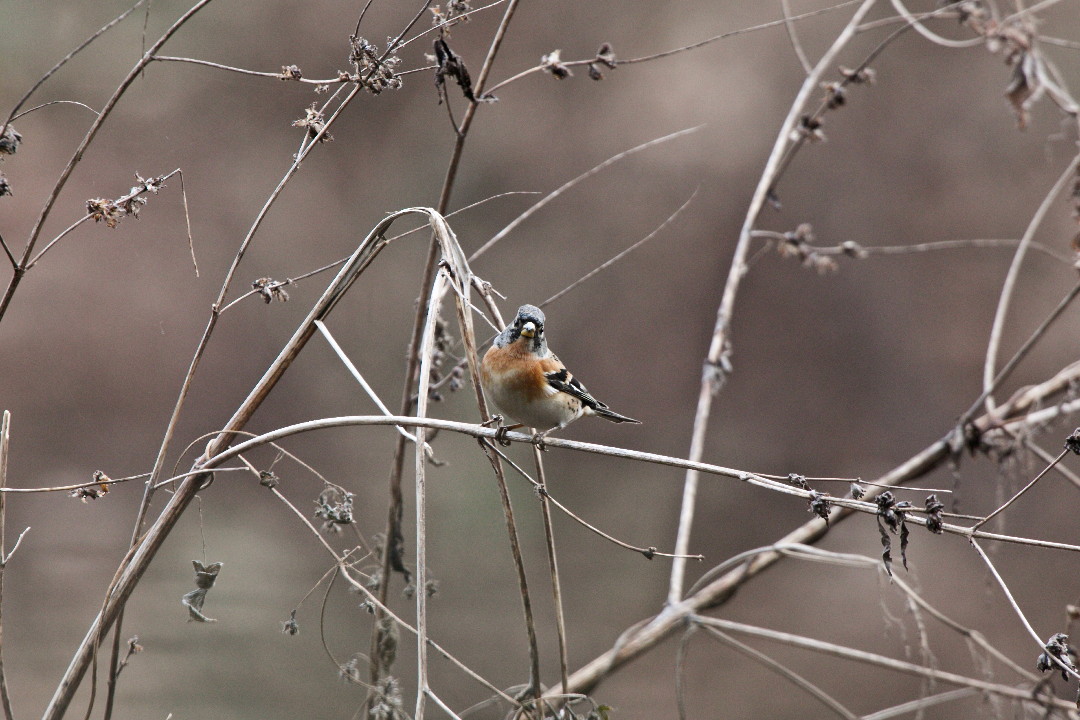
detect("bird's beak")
(520, 321), (536, 338)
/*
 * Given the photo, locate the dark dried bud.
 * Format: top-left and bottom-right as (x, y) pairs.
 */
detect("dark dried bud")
(787, 473), (809, 490)
(541, 49), (572, 79)
(0, 126), (22, 155)
(808, 491), (831, 525)
(1065, 428), (1080, 455)
(924, 494), (945, 534)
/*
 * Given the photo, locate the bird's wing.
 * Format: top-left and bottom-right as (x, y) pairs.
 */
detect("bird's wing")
(540, 355), (608, 411)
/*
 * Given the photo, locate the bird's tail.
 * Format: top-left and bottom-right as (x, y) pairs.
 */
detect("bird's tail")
(592, 406), (642, 424)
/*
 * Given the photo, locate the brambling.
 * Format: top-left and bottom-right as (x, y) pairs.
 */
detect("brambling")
(480, 304), (641, 446)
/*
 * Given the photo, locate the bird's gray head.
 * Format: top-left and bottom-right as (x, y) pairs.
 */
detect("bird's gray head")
(495, 304), (548, 354)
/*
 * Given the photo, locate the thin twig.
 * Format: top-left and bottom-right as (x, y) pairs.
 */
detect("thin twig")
(486, 440), (702, 560)
(752, 233), (1074, 265)
(470, 128), (700, 261)
(700, 626), (859, 720)
(0, 411), (15, 720)
(540, 188), (698, 308)
(962, 279), (1080, 426)
(861, 689), (979, 720)
(426, 690), (464, 720)
(480, 1), (863, 97)
(185, 413), (1080, 554)
(9, 100), (99, 122)
(781, 0), (814, 74)
(533, 444), (569, 697)
(150, 55), (353, 84)
(27, 168), (183, 268)
(0, 0), (216, 322)
(315, 320), (424, 445)
(1, 0), (146, 132)
(982, 154), (1080, 414)
(690, 615), (1075, 711)
(667, 0), (880, 606)
(0, 236), (14, 271)
(971, 449), (1069, 531)
(1026, 439), (1080, 492)
(887, 0), (984, 48)
(970, 539), (1080, 681)
(372, 0), (524, 703)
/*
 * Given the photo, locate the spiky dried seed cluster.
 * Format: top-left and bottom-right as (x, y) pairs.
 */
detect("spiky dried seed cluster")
(292, 104), (334, 143)
(430, 1), (471, 29)
(251, 277), (290, 303)
(86, 173), (165, 228)
(314, 486), (354, 531)
(1036, 633), (1078, 681)
(0, 126), (21, 155)
(348, 36), (402, 94)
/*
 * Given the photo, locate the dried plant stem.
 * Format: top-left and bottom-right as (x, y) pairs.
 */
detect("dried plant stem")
(752, 234), (1073, 265)
(373, 0), (523, 697)
(266, 463), (523, 712)
(981, 154), (1080, 414)
(533, 359), (1080, 703)
(540, 188), (698, 308)
(971, 449), (1069, 531)
(533, 445), (570, 697)
(781, 0), (814, 74)
(41, 208), (454, 720)
(700, 626), (858, 720)
(476, 442), (543, 712)
(26, 168), (183, 268)
(1025, 439), (1080, 492)
(861, 689), (979, 720)
(970, 539), (1080, 682)
(0, 0), (216, 322)
(412, 271), (448, 720)
(480, 1), (863, 97)
(470, 128), (700, 261)
(667, 0), (879, 605)
(487, 440), (701, 560)
(0, 411), (14, 720)
(691, 616), (1076, 711)
(194, 413), (1080, 554)
(1, 0), (146, 134)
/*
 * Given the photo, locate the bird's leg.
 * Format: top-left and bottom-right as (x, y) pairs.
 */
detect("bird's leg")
(482, 415), (521, 447)
(531, 429), (551, 452)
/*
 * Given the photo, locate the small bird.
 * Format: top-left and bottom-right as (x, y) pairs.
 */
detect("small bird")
(480, 304), (640, 445)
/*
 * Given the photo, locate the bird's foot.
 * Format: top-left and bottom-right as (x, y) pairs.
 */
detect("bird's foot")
(495, 425), (515, 447)
(531, 431), (550, 452)
(484, 415), (520, 447)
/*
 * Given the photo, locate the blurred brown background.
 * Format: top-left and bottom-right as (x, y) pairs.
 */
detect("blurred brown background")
(2, 0), (1080, 717)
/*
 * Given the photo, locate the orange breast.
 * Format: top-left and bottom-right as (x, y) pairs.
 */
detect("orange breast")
(482, 343), (549, 401)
